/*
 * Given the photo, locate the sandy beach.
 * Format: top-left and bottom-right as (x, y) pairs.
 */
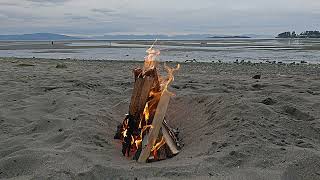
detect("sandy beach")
(0, 57), (320, 180)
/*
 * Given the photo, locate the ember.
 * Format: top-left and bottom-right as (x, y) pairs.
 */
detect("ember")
(114, 43), (181, 163)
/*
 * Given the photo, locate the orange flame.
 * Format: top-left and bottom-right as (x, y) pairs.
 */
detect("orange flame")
(162, 63), (180, 95)
(143, 103), (150, 123)
(143, 40), (180, 95)
(143, 40), (160, 72)
(134, 125), (153, 149)
(122, 118), (128, 138)
(120, 41), (180, 160)
(151, 136), (166, 152)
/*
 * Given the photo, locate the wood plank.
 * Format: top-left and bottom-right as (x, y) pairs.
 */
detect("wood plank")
(161, 123), (180, 155)
(138, 90), (171, 163)
(129, 75), (154, 121)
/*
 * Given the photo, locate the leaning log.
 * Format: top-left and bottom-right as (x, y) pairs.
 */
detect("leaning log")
(138, 90), (171, 163)
(161, 123), (180, 155)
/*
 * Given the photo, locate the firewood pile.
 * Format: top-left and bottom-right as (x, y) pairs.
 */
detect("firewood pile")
(114, 47), (181, 162)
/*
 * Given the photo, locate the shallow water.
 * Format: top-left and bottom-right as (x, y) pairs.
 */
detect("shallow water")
(0, 39), (320, 63)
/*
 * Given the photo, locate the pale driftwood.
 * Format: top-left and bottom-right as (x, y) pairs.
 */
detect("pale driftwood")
(138, 90), (171, 163)
(161, 124), (179, 155)
(129, 75), (154, 120)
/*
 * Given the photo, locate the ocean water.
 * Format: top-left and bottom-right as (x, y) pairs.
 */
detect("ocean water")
(0, 39), (320, 63)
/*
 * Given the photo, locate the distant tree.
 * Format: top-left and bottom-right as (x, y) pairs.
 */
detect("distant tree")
(299, 31), (320, 38)
(277, 32), (291, 38)
(277, 30), (320, 38)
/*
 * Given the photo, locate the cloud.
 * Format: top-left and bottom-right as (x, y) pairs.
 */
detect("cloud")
(91, 8), (115, 14)
(25, 0), (70, 3)
(0, 2), (20, 6)
(1, 0), (320, 35)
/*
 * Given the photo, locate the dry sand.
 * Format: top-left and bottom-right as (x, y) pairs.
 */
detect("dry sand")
(0, 58), (319, 180)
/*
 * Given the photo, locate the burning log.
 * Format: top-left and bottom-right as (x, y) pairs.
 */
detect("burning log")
(138, 90), (171, 163)
(123, 69), (155, 156)
(114, 46), (181, 162)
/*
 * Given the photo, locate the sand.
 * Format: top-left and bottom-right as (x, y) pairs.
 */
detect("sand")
(0, 57), (319, 180)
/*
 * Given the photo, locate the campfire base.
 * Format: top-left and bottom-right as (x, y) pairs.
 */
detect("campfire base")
(115, 119), (181, 162)
(113, 48), (181, 162)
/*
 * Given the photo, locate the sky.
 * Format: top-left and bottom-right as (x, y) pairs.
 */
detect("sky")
(0, 0), (319, 36)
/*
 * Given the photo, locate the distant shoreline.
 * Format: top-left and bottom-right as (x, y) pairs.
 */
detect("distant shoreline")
(0, 33), (270, 41)
(1, 56), (318, 65)
(209, 36), (251, 39)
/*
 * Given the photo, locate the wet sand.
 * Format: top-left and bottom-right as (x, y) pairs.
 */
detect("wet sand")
(0, 57), (319, 180)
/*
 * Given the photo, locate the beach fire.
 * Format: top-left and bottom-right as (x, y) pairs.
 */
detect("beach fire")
(114, 44), (181, 163)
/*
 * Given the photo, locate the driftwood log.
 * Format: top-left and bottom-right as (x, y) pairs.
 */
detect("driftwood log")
(162, 122), (180, 155)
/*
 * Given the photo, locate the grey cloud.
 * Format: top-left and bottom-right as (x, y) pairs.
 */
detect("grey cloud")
(91, 8), (115, 14)
(0, 9), (44, 21)
(0, 2), (20, 6)
(25, 0), (71, 7)
(1, 0), (320, 35)
(69, 16), (92, 20)
(63, 13), (92, 20)
(26, 0), (70, 3)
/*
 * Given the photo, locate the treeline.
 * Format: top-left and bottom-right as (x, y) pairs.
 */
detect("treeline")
(276, 31), (320, 38)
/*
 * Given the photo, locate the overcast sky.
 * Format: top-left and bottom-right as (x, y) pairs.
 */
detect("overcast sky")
(0, 0), (319, 36)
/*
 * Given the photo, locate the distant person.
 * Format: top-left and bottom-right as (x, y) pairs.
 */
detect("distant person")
(51, 41), (54, 45)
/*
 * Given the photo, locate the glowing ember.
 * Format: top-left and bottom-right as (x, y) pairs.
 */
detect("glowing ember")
(142, 103), (149, 126)
(151, 136), (165, 152)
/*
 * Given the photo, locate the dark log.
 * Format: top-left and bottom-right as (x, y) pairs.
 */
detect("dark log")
(133, 68), (143, 80)
(114, 123), (123, 139)
(158, 144), (169, 160)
